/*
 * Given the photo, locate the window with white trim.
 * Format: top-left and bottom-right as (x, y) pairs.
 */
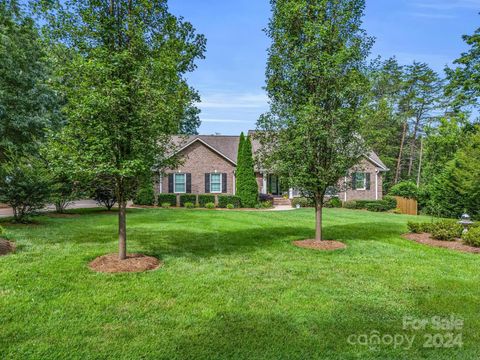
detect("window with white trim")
(210, 173), (222, 193)
(355, 172), (366, 190)
(174, 173), (186, 193)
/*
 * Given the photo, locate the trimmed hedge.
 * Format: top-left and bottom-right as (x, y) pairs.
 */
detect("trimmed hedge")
(407, 221), (436, 234)
(291, 197), (314, 208)
(344, 198), (397, 212)
(463, 227), (480, 247)
(407, 220), (463, 241)
(133, 186), (155, 206)
(180, 194), (197, 207)
(218, 195), (242, 208)
(389, 181), (418, 200)
(198, 195), (215, 207)
(324, 197), (342, 208)
(157, 194), (177, 207)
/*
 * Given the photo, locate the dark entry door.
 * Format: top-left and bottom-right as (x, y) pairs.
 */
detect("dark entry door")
(268, 175), (281, 195)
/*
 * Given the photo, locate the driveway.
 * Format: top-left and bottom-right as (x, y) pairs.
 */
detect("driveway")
(0, 200), (100, 218)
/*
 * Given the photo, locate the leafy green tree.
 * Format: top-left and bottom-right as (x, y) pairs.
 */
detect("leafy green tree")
(394, 62), (442, 183)
(0, 1), (60, 161)
(257, 0), (372, 241)
(0, 155), (53, 222)
(429, 128), (480, 219)
(38, 0), (205, 259)
(389, 181), (418, 200)
(236, 135), (258, 207)
(362, 58), (404, 190)
(445, 25), (480, 112)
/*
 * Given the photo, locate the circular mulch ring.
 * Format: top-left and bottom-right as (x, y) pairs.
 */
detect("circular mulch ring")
(89, 253), (162, 273)
(293, 239), (346, 251)
(403, 233), (480, 254)
(0, 239), (15, 256)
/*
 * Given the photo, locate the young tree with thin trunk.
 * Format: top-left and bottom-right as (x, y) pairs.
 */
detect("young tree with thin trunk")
(38, 0), (205, 259)
(257, 0), (372, 241)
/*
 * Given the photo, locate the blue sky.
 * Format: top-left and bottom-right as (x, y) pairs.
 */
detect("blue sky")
(169, 0), (480, 135)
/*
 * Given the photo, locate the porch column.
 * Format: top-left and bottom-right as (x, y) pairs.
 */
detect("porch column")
(159, 173), (163, 194)
(289, 188), (293, 199)
(375, 169), (379, 200)
(233, 172), (236, 195)
(262, 172), (267, 194)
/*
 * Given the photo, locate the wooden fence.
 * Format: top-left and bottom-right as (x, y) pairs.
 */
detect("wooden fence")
(394, 196), (418, 216)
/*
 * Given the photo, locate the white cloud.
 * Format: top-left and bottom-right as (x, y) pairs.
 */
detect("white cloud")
(198, 92), (269, 109)
(412, 0), (480, 11)
(409, 12), (456, 19)
(201, 118), (254, 123)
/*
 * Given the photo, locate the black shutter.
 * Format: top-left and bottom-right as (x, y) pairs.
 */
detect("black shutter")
(366, 173), (371, 190)
(222, 173), (227, 193)
(351, 173), (357, 190)
(186, 173), (192, 193)
(205, 173), (210, 193)
(168, 174), (174, 193)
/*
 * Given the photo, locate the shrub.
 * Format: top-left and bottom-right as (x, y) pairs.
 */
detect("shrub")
(389, 181), (418, 199)
(218, 195), (242, 208)
(0, 226), (5, 237)
(134, 186), (155, 206)
(184, 202), (195, 209)
(431, 221), (463, 241)
(260, 200), (273, 209)
(198, 194), (215, 207)
(259, 193), (274, 203)
(365, 201), (390, 212)
(383, 196), (397, 210)
(0, 156), (53, 222)
(407, 222), (436, 234)
(226, 204), (235, 210)
(325, 197), (342, 208)
(463, 227), (480, 247)
(93, 187), (116, 211)
(160, 202), (171, 208)
(205, 202), (215, 209)
(291, 197), (313, 208)
(180, 194), (196, 207)
(157, 194), (177, 207)
(343, 200), (357, 209)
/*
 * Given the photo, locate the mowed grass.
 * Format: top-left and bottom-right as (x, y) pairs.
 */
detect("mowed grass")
(1, 208), (479, 359)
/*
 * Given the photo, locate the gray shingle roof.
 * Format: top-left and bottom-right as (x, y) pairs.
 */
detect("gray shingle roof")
(172, 133), (388, 171)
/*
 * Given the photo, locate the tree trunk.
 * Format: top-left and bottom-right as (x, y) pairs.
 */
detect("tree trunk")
(315, 202), (323, 242)
(394, 121), (408, 184)
(416, 137), (424, 187)
(407, 117), (420, 177)
(118, 191), (127, 260)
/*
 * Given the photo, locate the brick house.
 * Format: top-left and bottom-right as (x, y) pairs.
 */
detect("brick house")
(157, 132), (388, 202)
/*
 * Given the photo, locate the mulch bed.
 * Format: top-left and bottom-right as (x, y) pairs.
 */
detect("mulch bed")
(0, 239), (15, 256)
(89, 253), (163, 273)
(403, 233), (480, 254)
(293, 239), (347, 251)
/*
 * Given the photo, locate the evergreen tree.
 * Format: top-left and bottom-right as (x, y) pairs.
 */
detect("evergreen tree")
(236, 135), (258, 208)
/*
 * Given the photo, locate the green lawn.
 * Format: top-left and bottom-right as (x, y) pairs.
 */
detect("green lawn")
(1, 208), (479, 359)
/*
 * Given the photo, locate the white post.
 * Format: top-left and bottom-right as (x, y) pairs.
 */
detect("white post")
(375, 169), (378, 200)
(289, 188), (293, 199)
(262, 173), (267, 194)
(233, 172), (236, 195)
(159, 173), (163, 194)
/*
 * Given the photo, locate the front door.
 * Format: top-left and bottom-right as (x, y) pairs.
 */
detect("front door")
(268, 175), (281, 195)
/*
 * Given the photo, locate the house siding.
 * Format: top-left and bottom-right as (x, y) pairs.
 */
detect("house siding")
(339, 158), (384, 201)
(160, 141), (236, 195)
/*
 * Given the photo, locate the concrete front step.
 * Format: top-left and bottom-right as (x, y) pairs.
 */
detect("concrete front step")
(272, 197), (291, 206)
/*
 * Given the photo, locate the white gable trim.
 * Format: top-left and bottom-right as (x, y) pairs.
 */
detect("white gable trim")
(365, 155), (388, 171)
(175, 138), (237, 165)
